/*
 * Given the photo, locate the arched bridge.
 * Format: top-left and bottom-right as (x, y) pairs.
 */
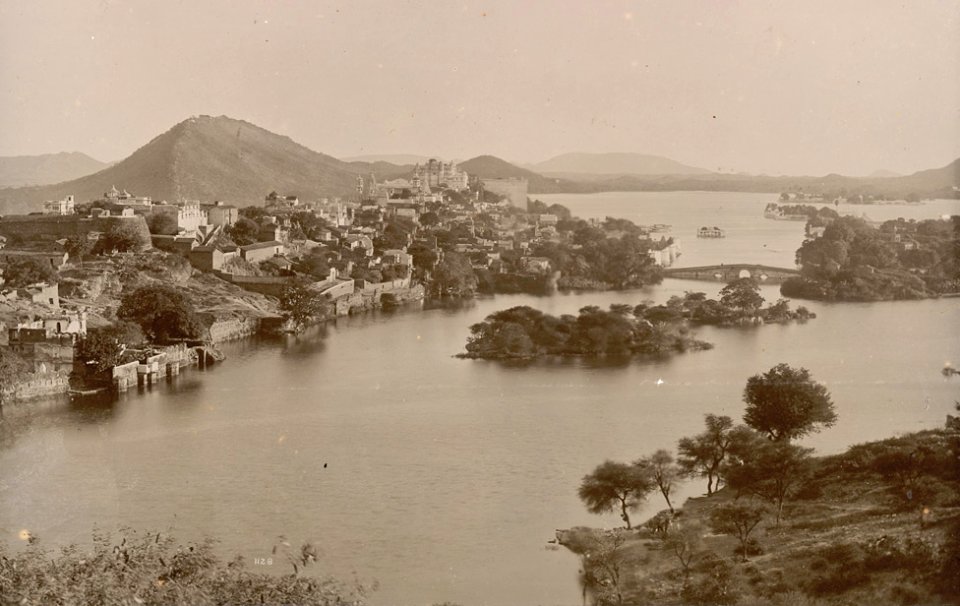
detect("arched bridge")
(662, 264), (800, 284)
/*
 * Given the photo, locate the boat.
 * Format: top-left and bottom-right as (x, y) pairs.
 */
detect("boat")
(697, 226), (726, 238)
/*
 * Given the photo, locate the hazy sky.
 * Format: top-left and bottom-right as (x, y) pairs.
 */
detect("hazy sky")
(1, 0), (958, 176)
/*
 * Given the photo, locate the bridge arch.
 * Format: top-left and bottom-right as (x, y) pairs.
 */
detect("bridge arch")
(738, 269), (752, 279)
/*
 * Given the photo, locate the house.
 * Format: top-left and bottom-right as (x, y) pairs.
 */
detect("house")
(202, 202), (239, 227)
(0, 282), (60, 307)
(344, 234), (374, 257)
(43, 195), (76, 215)
(189, 245), (240, 272)
(382, 249), (413, 267)
(240, 241), (285, 263)
(521, 256), (552, 274)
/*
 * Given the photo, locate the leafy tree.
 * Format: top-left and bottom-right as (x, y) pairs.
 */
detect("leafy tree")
(147, 212), (179, 235)
(117, 285), (204, 343)
(98, 220), (150, 253)
(279, 279), (326, 330)
(74, 322), (144, 374)
(64, 235), (94, 267)
(719, 278), (764, 315)
(407, 243), (439, 273)
(431, 252), (477, 297)
(709, 502), (768, 561)
(743, 363), (837, 441)
(677, 414), (735, 495)
(1, 258), (59, 288)
(724, 440), (814, 525)
(578, 460), (655, 529)
(293, 253), (331, 280)
(636, 449), (681, 512)
(228, 217), (261, 246)
(419, 211), (440, 227)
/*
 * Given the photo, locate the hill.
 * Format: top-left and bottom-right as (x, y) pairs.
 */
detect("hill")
(532, 152), (711, 176)
(868, 169), (902, 178)
(342, 153), (430, 165)
(458, 155), (584, 194)
(0, 152), (109, 188)
(0, 115), (395, 214)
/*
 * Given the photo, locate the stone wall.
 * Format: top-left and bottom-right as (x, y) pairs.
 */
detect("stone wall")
(207, 316), (262, 343)
(0, 215), (151, 250)
(0, 371), (69, 404)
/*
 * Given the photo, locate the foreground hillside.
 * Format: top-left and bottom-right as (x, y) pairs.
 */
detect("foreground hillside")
(560, 427), (960, 606)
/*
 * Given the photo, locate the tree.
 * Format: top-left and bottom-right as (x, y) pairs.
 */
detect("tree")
(279, 279), (326, 330)
(64, 235), (94, 267)
(431, 252), (478, 297)
(1, 258), (59, 288)
(743, 363), (837, 441)
(146, 212), (179, 235)
(578, 460), (655, 529)
(719, 278), (764, 315)
(98, 220), (150, 253)
(662, 521), (703, 576)
(74, 322), (144, 374)
(636, 449), (680, 512)
(117, 285), (204, 343)
(677, 414), (735, 496)
(709, 502), (768, 561)
(419, 211), (440, 227)
(228, 217), (261, 246)
(579, 531), (629, 606)
(724, 440), (813, 525)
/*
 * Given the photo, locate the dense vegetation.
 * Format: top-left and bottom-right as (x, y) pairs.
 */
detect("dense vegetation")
(565, 367), (960, 606)
(782, 215), (960, 301)
(0, 530), (368, 606)
(460, 304), (711, 359)
(461, 280), (813, 360)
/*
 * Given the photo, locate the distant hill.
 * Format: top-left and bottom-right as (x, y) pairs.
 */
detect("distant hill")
(0, 152), (109, 188)
(458, 155), (584, 194)
(868, 169), (903, 178)
(342, 154), (431, 165)
(531, 152), (711, 176)
(0, 115), (402, 214)
(538, 158), (959, 199)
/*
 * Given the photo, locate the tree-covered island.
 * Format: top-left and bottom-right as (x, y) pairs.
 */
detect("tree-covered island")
(782, 214), (959, 301)
(459, 279), (814, 360)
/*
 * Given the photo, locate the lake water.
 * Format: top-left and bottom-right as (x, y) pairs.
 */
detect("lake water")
(2, 192), (959, 606)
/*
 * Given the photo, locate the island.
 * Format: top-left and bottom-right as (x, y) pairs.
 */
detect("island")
(781, 215), (959, 301)
(460, 280), (814, 360)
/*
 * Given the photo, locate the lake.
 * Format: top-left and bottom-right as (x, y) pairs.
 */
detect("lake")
(1, 191), (958, 606)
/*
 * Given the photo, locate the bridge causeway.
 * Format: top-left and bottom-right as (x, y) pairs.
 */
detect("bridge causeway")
(662, 264), (800, 284)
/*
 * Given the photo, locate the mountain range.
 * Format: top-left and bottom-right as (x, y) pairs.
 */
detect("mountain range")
(0, 116), (956, 215)
(0, 152), (110, 189)
(528, 152), (711, 177)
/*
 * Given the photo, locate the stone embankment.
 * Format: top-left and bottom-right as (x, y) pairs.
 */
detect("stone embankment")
(0, 371), (70, 404)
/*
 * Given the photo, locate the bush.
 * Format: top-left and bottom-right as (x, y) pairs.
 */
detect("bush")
(681, 551), (738, 605)
(0, 530), (366, 606)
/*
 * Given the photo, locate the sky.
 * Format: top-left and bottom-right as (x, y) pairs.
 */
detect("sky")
(0, 0), (958, 176)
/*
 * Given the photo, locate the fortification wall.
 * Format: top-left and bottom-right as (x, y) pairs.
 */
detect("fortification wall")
(0, 215), (151, 250)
